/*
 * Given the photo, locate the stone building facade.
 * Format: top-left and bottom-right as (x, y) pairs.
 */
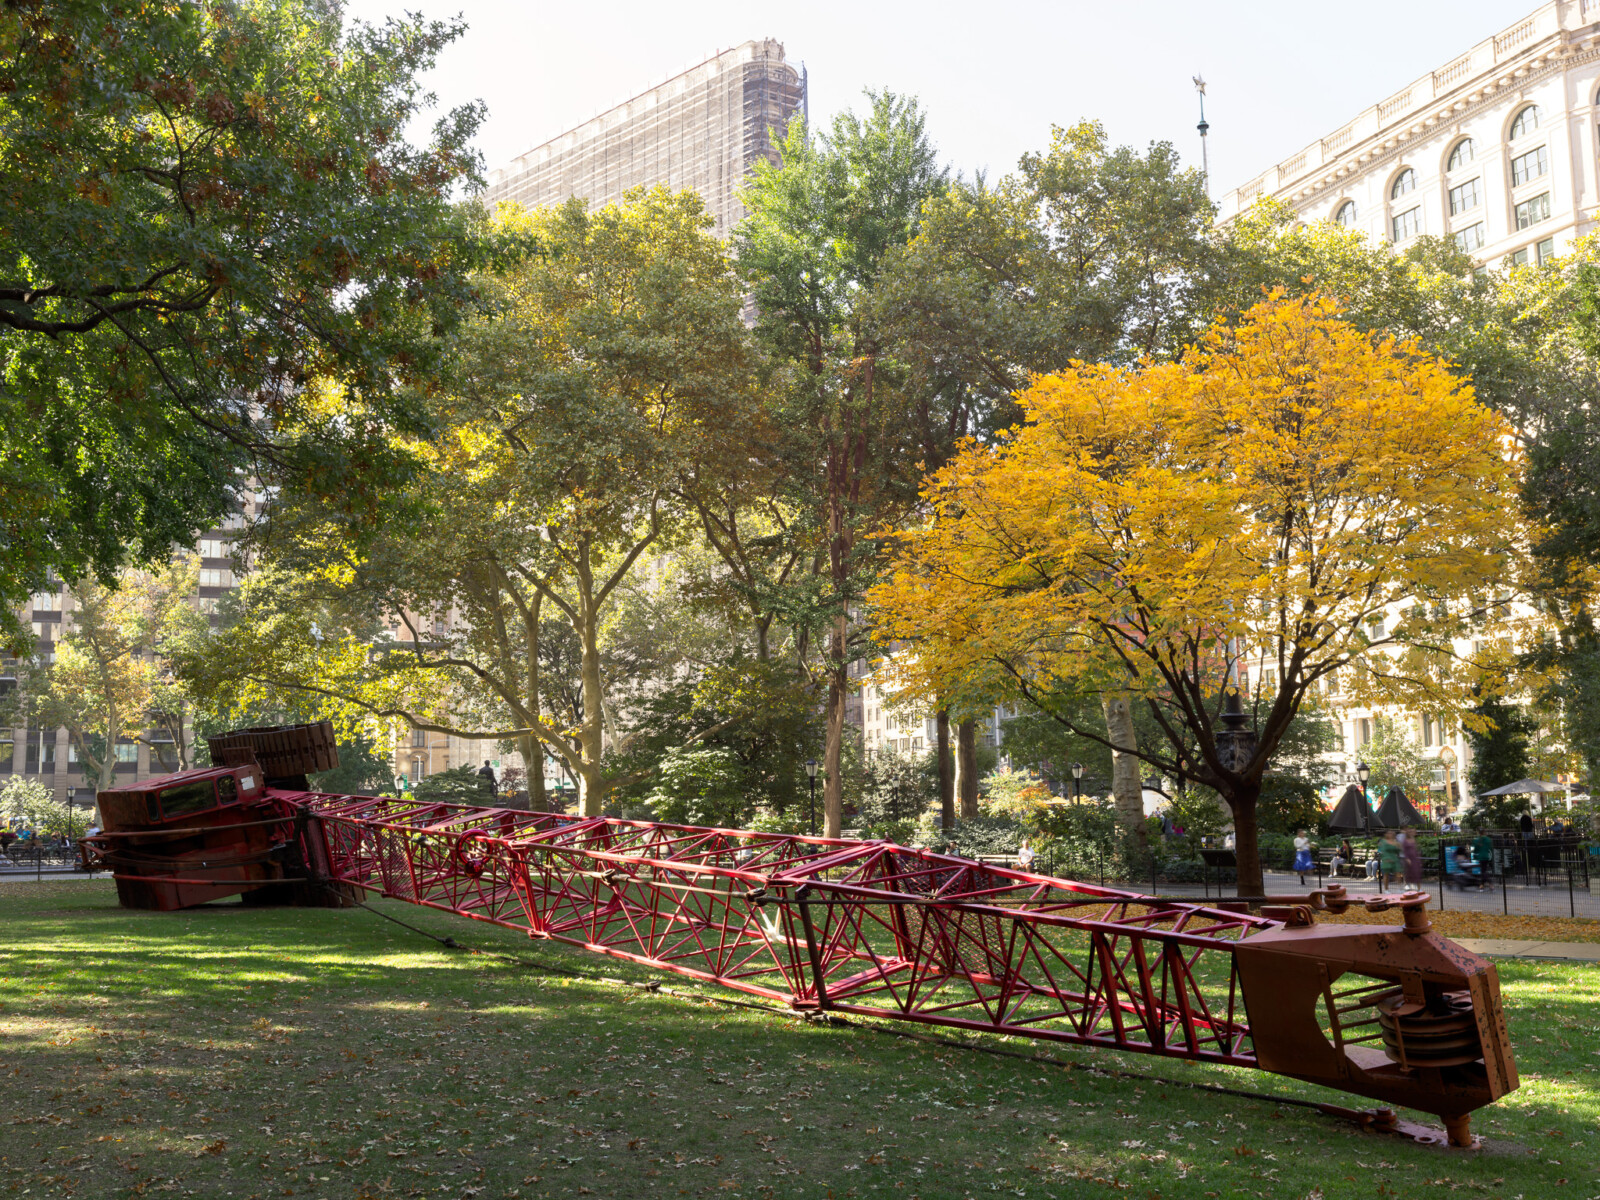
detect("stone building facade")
(1219, 1), (1600, 268)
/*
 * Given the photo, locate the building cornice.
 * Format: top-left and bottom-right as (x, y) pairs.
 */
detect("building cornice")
(1220, 1), (1600, 220)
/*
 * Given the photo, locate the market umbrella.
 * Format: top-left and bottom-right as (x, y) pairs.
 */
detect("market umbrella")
(1475, 779), (1567, 796)
(1326, 784), (1374, 833)
(1375, 784), (1428, 829)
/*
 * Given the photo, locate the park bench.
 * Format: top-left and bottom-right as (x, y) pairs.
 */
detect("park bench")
(1315, 850), (1365, 879)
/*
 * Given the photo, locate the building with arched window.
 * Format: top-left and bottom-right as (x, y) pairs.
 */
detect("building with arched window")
(1220, 2), (1600, 270)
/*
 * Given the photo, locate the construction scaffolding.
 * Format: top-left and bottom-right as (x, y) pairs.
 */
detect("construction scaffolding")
(483, 39), (805, 237)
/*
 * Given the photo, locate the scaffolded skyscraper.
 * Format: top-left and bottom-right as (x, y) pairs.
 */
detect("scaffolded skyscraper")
(483, 39), (805, 237)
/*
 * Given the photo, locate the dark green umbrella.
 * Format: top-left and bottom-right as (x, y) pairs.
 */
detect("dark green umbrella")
(1326, 784), (1373, 833)
(1375, 784), (1428, 829)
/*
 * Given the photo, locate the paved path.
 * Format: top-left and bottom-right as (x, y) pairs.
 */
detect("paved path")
(1451, 938), (1600, 961)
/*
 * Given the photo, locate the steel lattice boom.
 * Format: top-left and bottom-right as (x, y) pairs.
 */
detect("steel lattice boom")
(82, 728), (1519, 1148)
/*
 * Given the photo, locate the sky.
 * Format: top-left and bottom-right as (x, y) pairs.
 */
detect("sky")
(343, 0), (1533, 196)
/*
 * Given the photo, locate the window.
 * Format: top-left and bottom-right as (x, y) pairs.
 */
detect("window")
(29, 591), (61, 611)
(1509, 246), (1531, 267)
(1447, 138), (1475, 172)
(197, 597), (219, 614)
(1510, 145), (1548, 186)
(1537, 236), (1556, 265)
(157, 779), (217, 820)
(1448, 178), (1479, 214)
(1357, 718), (1372, 747)
(411, 757), (425, 781)
(197, 538), (228, 559)
(1422, 714), (1435, 747)
(411, 727), (426, 748)
(1390, 169), (1416, 199)
(199, 568), (225, 587)
(1509, 104), (1540, 139)
(113, 742), (138, 763)
(1515, 193), (1550, 230)
(1453, 223), (1485, 252)
(1262, 668), (1277, 691)
(1392, 207), (1421, 242)
(1335, 200), (1357, 227)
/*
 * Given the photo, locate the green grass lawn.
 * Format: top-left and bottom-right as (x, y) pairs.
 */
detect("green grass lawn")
(1, 879), (1597, 1200)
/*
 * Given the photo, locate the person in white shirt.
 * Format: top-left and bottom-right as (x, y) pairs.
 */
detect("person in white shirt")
(1017, 839), (1036, 871)
(1293, 830), (1315, 885)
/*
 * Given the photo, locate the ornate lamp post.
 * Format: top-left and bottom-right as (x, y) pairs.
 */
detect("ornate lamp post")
(805, 759), (818, 836)
(1356, 761), (1373, 834)
(1070, 761), (1084, 804)
(1214, 690), (1257, 774)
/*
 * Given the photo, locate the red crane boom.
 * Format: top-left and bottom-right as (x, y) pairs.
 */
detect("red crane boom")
(82, 725), (1517, 1148)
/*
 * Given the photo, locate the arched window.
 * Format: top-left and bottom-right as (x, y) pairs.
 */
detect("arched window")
(1335, 200), (1358, 227)
(1391, 168), (1417, 199)
(1510, 104), (1540, 140)
(1447, 138), (1474, 172)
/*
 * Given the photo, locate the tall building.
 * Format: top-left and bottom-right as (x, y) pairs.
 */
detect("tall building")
(483, 39), (805, 236)
(2, 503), (253, 806)
(1219, 1), (1600, 268)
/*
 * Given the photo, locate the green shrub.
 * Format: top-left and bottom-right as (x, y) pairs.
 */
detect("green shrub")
(645, 747), (749, 829)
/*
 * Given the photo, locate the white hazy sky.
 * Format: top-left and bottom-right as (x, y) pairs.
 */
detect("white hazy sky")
(343, 0), (1530, 194)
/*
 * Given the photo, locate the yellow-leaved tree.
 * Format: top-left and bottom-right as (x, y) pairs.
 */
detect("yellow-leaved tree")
(870, 293), (1525, 895)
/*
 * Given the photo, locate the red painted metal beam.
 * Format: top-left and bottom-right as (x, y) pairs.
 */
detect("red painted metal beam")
(82, 774), (1519, 1146)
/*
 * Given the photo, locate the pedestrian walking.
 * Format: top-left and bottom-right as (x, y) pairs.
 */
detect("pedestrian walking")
(1377, 830), (1402, 890)
(477, 760), (497, 797)
(1399, 829), (1422, 888)
(1292, 829), (1315, 885)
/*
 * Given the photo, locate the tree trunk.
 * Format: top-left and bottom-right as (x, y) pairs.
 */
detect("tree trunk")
(823, 667), (846, 839)
(1230, 783), (1264, 897)
(517, 733), (547, 813)
(97, 706), (116, 792)
(578, 627), (605, 816)
(956, 718), (979, 819)
(936, 708), (954, 831)
(1102, 694), (1144, 830)
(576, 544), (607, 817)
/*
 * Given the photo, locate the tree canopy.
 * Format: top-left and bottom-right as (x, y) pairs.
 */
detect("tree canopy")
(871, 293), (1524, 893)
(0, 0), (484, 642)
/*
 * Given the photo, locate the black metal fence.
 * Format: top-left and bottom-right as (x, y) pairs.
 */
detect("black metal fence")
(0, 840), (95, 880)
(979, 833), (1600, 919)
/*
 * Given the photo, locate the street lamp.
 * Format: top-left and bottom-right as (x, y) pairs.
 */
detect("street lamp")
(1356, 761), (1372, 834)
(805, 759), (818, 836)
(1070, 761), (1084, 804)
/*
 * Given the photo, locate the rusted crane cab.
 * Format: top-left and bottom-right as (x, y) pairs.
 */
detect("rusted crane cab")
(92, 764), (294, 910)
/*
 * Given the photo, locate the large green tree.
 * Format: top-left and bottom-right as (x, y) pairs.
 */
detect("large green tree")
(0, 0), (484, 642)
(182, 190), (755, 815)
(735, 93), (949, 836)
